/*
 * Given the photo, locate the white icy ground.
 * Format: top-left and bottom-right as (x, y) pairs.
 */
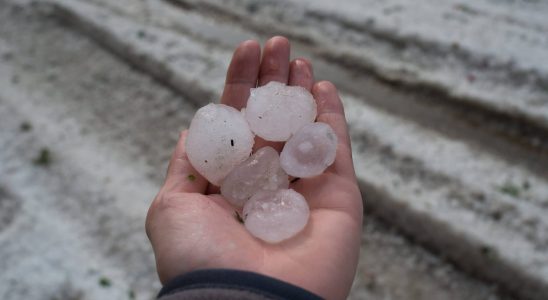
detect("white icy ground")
(4, 0), (547, 299)
(221, 146), (289, 207)
(243, 189), (310, 243)
(281, 122), (338, 178)
(245, 81), (317, 142)
(186, 103), (254, 186)
(174, 0), (548, 131)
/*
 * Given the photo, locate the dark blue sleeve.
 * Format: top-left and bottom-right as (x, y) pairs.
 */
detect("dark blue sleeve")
(158, 269), (323, 300)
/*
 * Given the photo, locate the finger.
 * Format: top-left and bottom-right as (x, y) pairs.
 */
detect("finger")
(263, 58), (313, 152)
(253, 37), (291, 152)
(312, 81), (356, 180)
(163, 130), (208, 194)
(221, 40), (261, 110)
(258, 36), (290, 86)
(288, 58), (314, 91)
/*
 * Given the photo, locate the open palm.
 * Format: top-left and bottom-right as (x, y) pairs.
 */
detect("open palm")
(146, 37), (363, 300)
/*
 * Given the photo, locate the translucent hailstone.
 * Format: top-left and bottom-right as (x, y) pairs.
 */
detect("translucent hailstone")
(243, 189), (309, 243)
(245, 81), (317, 142)
(280, 122), (338, 178)
(186, 103), (254, 186)
(221, 147), (289, 207)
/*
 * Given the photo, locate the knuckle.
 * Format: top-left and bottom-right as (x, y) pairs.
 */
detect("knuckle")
(146, 192), (184, 238)
(263, 58), (281, 74)
(151, 192), (183, 213)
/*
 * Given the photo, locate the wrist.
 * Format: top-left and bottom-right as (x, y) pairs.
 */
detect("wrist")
(158, 269), (323, 300)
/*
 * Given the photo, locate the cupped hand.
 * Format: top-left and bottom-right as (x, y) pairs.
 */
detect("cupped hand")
(146, 37), (363, 300)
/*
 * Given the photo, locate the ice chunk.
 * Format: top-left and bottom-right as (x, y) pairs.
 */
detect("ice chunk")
(221, 147), (289, 207)
(280, 122), (337, 178)
(186, 103), (254, 186)
(245, 81), (317, 142)
(243, 189), (309, 243)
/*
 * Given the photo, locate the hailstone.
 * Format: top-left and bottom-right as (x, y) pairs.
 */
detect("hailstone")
(245, 81), (317, 142)
(280, 122), (338, 178)
(221, 146), (289, 207)
(185, 103), (254, 186)
(243, 189), (310, 243)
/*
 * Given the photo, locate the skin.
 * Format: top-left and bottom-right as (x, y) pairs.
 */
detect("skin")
(146, 36), (363, 300)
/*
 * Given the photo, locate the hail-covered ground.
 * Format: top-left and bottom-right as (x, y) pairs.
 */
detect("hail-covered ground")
(1, 0), (548, 299)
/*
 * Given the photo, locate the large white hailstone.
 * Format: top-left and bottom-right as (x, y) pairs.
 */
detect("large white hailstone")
(243, 189), (309, 243)
(245, 81), (317, 142)
(280, 122), (338, 178)
(221, 147), (289, 207)
(186, 103), (254, 186)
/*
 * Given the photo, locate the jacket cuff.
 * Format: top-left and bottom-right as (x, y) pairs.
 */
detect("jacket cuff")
(158, 269), (323, 300)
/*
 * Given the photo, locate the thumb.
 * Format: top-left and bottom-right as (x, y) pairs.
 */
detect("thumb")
(162, 130), (208, 194)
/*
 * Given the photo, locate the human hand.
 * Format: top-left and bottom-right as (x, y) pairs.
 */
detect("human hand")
(146, 36), (363, 300)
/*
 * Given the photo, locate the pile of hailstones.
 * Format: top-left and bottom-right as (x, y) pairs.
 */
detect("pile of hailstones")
(186, 82), (338, 243)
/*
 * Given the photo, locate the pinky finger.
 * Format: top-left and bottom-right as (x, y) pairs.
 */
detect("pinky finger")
(312, 81), (356, 180)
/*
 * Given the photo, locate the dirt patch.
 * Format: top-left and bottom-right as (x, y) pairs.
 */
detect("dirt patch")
(0, 186), (20, 231)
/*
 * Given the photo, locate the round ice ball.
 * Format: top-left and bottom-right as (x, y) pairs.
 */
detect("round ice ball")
(186, 103), (254, 186)
(245, 81), (317, 142)
(280, 122), (338, 178)
(243, 189), (309, 243)
(221, 146), (289, 207)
